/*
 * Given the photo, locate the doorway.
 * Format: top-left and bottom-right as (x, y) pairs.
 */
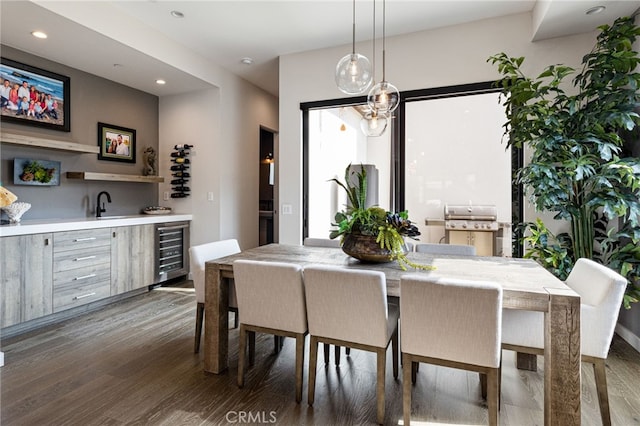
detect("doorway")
(259, 127), (276, 246)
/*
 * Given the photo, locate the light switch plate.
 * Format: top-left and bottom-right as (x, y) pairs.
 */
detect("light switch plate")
(163, 191), (170, 201)
(282, 204), (293, 215)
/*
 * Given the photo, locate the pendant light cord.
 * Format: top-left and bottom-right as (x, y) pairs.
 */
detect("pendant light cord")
(351, 0), (356, 55)
(372, 0), (376, 83)
(382, 0), (386, 82)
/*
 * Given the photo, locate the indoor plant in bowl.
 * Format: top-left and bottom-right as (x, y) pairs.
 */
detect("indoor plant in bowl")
(329, 164), (434, 271)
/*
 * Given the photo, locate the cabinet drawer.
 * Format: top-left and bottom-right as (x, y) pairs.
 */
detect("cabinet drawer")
(54, 263), (111, 288)
(53, 280), (111, 312)
(54, 229), (111, 252)
(54, 245), (111, 273)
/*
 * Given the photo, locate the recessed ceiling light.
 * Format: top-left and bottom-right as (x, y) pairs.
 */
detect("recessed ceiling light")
(586, 5), (606, 15)
(170, 10), (184, 18)
(240, 57), (254, 65)
(156, 79), (166, 85)
(31, 31), (47, 39)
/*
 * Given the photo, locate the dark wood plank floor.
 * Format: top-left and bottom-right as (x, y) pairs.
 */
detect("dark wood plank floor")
(2, 283), (640, 425)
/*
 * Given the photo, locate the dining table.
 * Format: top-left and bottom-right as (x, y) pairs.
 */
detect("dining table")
(204, 243), (581, 426)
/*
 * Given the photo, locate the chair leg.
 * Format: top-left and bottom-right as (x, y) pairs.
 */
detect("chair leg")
(232, 308), (239, 329)
(295, 334), (305, 403)
(392, 328), (399, 380)
(308, 336), (319, 406)
(403, 353), (412, 426)
(237, 325), (247, 387)
(323, 343), (330, 365)
(335, 345), (341, 366)
(487, 368), (499, 426)
(346, 347), (351, 356)
(592, 358), (612, 426)
(274, 335), (281, 354)
(376, 347), (387, 424)
(411, 361), (418, 384)
(249, 331), (256, 366)
(480, 372), (487, 399)
(194, 302), (204, 353)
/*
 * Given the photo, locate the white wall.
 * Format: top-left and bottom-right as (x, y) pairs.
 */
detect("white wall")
(159, 79), (278, 250)
(279, 12), (598, 244)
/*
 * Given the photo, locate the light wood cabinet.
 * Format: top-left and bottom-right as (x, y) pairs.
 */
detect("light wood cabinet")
(110, 224), (155, 294)
(447, 231), (494, 256)
(0, 234), (53, 328)
(53, 229), (111, 312)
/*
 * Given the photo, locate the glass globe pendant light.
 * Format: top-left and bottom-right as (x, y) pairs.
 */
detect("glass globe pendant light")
(360, 107), (389, 137)
(335, 0), (372, 95)
(367, 0), (399, 113)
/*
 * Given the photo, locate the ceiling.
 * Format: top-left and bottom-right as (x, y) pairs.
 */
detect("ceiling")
(1, 1), (639, 98)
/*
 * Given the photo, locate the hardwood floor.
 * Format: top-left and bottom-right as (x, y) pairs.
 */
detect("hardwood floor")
(2, 283), (640, 425)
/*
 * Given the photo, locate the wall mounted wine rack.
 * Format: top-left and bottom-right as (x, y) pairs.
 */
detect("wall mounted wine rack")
(170, 144), (192, 198)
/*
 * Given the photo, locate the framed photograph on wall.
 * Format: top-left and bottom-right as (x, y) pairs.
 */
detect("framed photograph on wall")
(0, 57), (70, 132)
(98, 122), (136, 163)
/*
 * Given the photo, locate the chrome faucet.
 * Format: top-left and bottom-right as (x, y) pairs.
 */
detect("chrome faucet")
(96, 191), (112, 218)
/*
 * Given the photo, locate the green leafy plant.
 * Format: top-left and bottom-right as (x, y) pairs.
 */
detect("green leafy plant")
(489, 16), (640, 305)
(20, 161), (56, 183)
(329, 164), (432, 271)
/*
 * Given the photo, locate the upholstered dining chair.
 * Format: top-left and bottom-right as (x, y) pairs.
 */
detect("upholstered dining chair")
(303, 237), (348, 366)
(189, 239), (241, 353)
(501, 258), (627, 426)
(414, 243), (477, 256)
(303, 265), (399, 424)
(303, 237), (341, 248)
(233, 259), (308, 403)
(400, 275), (502, 426)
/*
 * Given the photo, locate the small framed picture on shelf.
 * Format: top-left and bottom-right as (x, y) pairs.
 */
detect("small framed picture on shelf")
(98, 122), (136, 163)
(0, 57), (71, 132)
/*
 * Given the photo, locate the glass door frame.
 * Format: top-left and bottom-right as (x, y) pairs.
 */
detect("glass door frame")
(300, 83), (524, 255)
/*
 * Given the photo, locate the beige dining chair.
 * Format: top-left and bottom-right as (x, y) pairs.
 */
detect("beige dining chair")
(233, 259), (308, 403)
(189, 239), (241, 353)
(303, 237), (348, 365)
(414, 242), (476, 256)
(400, 275), (502, 426)
(501, 258), (627, 426)
(303, 264), (399, 424)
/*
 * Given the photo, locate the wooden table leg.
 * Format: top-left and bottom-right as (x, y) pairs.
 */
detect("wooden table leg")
(544, 288), (581, 425)
(204, 264), (229, 374)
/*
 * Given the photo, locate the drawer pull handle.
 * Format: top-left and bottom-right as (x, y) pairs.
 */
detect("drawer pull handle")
(74, 273), (97, 281)
(73, 237), (97, 242)
(73, 292), (97, 300)
(74, 256), (97, 261)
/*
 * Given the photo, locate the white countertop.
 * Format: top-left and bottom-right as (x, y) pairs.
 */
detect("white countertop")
(0, 214), (192, 237)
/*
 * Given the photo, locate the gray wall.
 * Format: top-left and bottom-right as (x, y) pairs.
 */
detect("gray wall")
(1, 46), (159, 220)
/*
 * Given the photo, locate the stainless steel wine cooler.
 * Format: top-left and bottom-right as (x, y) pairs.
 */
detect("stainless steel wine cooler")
(154, 221), (190, 283)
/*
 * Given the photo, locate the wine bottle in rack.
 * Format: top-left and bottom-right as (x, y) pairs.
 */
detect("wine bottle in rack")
(174, 144), (193, 150)
(170, 151), (186, 158)
(170, 193), (189, 198)
(172, 157), (190, 164)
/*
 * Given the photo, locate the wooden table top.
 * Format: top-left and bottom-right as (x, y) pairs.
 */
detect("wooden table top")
(207, 243), (577, 312)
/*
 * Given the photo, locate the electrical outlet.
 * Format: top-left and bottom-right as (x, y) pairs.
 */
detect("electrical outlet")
(163, 191), (170, 201)
(282, 204), (293, 215)
(207, 192), (214, 201)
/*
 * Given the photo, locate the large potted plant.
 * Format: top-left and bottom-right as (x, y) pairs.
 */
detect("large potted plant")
(489, 16), (640, 307)
(329, 164), (433, 271)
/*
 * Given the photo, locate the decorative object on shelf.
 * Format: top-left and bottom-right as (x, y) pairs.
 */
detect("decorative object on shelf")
(366, 0), (399, 115)
(335, 0), (372, 95)
(13, 158), (60, 186)
(142, 206), (172, 215)
(0, 186), (18, 207)
(0, 57), (70, 132)
(142, 146), (157, 176)
(66, 172), (164, 183)
(329, 164), (434, 270)
(171, 144), (192, 198)
(97, 122), (136, 163)
(1, 201), (31, 223)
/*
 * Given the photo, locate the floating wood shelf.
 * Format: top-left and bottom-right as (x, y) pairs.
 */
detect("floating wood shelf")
(66, 172), (164, 183)
(1, 132), (99, 154)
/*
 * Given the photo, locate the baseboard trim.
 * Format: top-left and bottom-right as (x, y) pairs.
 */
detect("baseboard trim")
(615, 323), (640, 353)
